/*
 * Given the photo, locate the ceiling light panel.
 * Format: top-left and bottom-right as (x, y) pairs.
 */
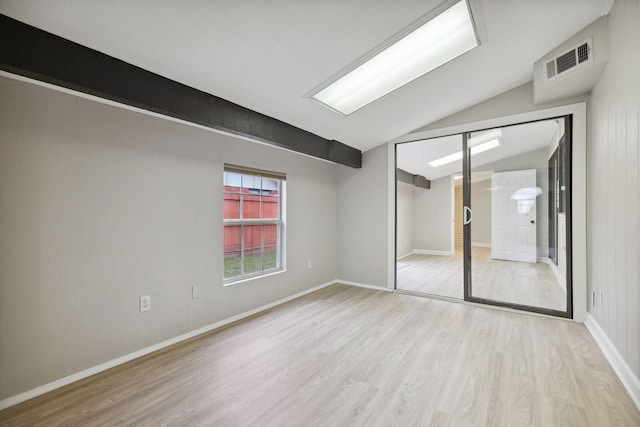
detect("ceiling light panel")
(469, 128), (502, 146)
(470, 138), (500, 154)
(428, 138), (501, 167)
(428, 150), (463, 167)
(310, 0), (478, 115)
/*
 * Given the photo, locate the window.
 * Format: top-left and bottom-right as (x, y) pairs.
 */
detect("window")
(223, 164), (285, 283)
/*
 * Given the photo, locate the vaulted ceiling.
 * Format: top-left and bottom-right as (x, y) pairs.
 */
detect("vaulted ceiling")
(0, 0), (609, 153)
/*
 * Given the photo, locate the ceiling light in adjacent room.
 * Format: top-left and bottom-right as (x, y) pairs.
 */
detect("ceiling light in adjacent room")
(428, 138), (501, 167)
(428, 150), (464, 167)
(470, 138), (500, 155)
(309, 0), (479, 115)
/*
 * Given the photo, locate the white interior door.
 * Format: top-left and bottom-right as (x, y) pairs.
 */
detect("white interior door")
(491, 169), (537, 262)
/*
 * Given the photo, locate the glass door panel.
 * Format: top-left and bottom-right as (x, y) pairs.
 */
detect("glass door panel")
(396, 135), (464, 299)
(465, 118), (571, 315)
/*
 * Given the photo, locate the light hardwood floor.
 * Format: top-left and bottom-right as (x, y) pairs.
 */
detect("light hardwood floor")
(1, 284), (638, 426)
(397, 248), (567, 311)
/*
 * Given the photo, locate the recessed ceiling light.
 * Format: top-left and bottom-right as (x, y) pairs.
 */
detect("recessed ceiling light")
(309, 0), (479, 115)
(428, 138), (501, 167)
(470, 138), (500, 155)
(428, 150), (464, 167)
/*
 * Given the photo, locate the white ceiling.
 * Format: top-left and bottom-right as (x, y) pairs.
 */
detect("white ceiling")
(397, 119), (558, 180)
(0, 0), (608, 153)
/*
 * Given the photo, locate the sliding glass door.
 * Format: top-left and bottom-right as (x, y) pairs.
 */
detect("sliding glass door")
(464, 117), (572, 316)
(396, 116), (573, 318)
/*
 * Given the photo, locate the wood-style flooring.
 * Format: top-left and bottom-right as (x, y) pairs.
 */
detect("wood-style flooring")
(397, 248), (566, 311)
(1, 284), (638, 426)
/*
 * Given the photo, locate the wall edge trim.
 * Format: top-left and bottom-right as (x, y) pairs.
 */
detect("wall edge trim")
(336, 280), (394, 292)
(414, 249), (455, 256)
(584, 313), (640, 411)
(472, 242), (491, 248)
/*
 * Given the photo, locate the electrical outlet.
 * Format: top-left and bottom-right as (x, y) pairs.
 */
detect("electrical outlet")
(591, 291), (596, 307)
(307, 258), (312, 269)
(140, 295), (151, 312)
(192, 286), (200, 300)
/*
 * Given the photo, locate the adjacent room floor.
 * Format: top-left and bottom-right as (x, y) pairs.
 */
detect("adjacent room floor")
(397, 248), (567, 311)
(1, 284), (638, 426)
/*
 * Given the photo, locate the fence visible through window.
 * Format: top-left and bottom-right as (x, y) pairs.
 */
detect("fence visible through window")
(223, 166), (284, 282)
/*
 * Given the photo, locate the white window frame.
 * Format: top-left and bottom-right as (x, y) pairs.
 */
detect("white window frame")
(223, 164), (285, 284)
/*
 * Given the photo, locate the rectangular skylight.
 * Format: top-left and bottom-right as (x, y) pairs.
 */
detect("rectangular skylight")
(310, 0), (478, 115)
(428, 139), (501, 167)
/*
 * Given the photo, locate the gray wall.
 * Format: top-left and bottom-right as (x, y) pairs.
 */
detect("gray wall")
(0, 77), (338, 400)
(396, 182), (413, 258)
(336, 144), (389, 287)
(588, 0), (640, 378)
(415, 81), (589, 133)
(412, 176), (452, 253)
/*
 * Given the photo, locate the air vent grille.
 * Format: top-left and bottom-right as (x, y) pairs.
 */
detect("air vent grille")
(556, 49), (577, 74)
(577, 42), (589, 64)
(546, 61), (556, 79)
(542, 38), (593, 82)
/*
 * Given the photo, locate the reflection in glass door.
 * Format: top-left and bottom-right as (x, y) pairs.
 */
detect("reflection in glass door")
(465, 117), (572, 316)
(395, 135), (463, 299)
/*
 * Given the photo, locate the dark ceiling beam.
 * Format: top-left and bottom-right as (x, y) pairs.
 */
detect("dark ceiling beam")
(396, 168), (431, 189)
(0, 14), (362, 168)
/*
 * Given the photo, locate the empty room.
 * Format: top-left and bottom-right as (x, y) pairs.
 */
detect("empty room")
(1, 0), (639, 425)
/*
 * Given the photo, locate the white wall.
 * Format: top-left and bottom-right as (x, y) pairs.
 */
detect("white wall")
(588, 0), (640, 379)
(0, 76), (338, 401)
(412, 176), (453, 253)
(336, 144), (389, 288)
(396, 182), (413, 258)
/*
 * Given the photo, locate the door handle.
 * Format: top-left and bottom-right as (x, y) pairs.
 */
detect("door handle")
(464, 206), (472, 225)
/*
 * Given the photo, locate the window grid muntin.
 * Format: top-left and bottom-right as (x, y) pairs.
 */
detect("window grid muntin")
(223, 171), (283, 282)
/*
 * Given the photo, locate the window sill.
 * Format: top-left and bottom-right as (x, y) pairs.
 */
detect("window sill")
(223, 268), (286, 286)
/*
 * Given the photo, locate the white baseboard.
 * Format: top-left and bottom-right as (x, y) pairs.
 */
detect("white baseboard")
(413, 249), (454, 256)
(396, 252), (413, 260)
(0, 279), (336, 411)
(538, 257), (567, 293)
(584, 313), (640, 411)
(336, 279), (393, 292)
(472, 242), (491, 248)
(546, 258), (567, 292)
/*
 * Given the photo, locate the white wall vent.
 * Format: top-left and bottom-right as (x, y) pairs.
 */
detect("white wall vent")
(534, 17), (607, 105)
(543, 38), (593, 82)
